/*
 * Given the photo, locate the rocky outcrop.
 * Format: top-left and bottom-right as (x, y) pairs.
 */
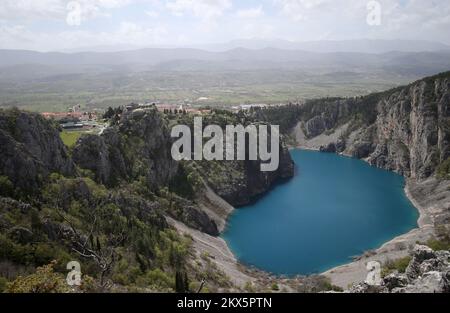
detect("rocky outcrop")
(366, 76), (450, 179)
(201, 144), (294, 207)
(297, 72), (450, 180)
(174, 205), (219, 236)
(320, 142), (344, 153)
(73, 108), (178, 189)
(349, 245), (450, 293)
(0, 109), (75, 192)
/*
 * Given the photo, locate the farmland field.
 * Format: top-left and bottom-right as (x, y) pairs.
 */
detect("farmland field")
(0, 69), (417, 112)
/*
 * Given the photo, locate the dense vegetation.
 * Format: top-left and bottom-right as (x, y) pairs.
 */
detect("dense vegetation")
(2, 68), (449, 293)
(0, 170), (197, 293)
(0, 108), (235, 293)
(0, 107), (297, 293)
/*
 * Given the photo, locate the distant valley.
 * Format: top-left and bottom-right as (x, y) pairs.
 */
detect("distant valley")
(1, 43), (450, 112)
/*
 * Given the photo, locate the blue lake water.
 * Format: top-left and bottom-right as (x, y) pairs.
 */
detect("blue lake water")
(222, 149), (419, 276)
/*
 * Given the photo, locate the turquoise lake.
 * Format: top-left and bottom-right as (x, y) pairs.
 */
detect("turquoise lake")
(222, 149), (419, 276)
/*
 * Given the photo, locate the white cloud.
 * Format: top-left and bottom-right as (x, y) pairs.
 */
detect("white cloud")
(166, 0), (232, 20)
(1, 0), (450, 50)
(116, 21), (167, 44)
(145, 10), (159, 18)
(274, 0), (364, 22)
(239, 22), (274, 39)
(236, 6), (264, 19)
(0, 0), (65, 20)
(381, 0), (450, 30)
(0, 0), (134, 22)
(0, 21), (168, 51)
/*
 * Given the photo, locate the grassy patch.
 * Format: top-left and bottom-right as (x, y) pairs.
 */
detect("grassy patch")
(425, 238), (450, 251)
(382, 256), (412, 277)
(60, 131), (83, 148)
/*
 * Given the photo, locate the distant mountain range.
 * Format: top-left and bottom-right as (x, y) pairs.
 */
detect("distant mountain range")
(62, 39), (450, 54)
(196, 39), (450, 53)
(1, 45), (450, 79)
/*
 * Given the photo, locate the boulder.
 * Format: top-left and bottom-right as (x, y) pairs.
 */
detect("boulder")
(349, 245), (450, 293)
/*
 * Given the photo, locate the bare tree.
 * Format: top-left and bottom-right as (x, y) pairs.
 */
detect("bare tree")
(197, 278), (206, 293)
(56, 207), (126, 290)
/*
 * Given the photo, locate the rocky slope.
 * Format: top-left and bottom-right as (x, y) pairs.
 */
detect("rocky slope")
(73, 108), (178, 189)
(195, 146), (294, 207)
(0, 106), (296, 293)
(294, 71), (450, 180)
(0, 109), (75, 193)
(349, 245), (450, 293)
(2, 71), (448, 293)
(283, 71), (450, 291)
(290, 72), (450, 235)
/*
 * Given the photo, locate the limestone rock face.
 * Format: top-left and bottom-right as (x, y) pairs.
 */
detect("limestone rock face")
(178, 205), (219, 236)
(203, 144), (294, 207)
(0, 109), (75, 192)
(349, 245), (450, 293)
(72, 134), (111, 183)
(320, 143), (337, 153)
(366, 79), (450, 179)
(305, 115), (328, 138)
(299, 72), (450, 180)
(73, 108), (178, 189)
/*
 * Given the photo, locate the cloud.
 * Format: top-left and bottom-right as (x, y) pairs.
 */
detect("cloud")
(1, 0), (450, 51)
(274, 0), (364, 22)
(0, 21), (168, 51)
(166, 0), (232, 20)
(0, 0), (65, 20)
(381, 0), (450, 31)
(145, 10), (159, 18)
(236, 6), (264, 19)
(116, 21), (167, 44)
(239, 22), (274, 39)
(0, 0), (134, 22)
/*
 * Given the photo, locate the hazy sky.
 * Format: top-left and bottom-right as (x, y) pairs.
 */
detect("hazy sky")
(0, 0), (450, 51)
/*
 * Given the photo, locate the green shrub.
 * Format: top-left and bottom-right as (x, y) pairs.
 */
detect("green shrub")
(271, 283), (279, 291)
(0, 176), (14, 197)
(382, 256), (412, 277)
(6, 262), (69, 293)
(136, 268), (174, 290)
(244, 281), (255, 292)
(0, 276), (8, 292)
(437, 158), (450, 180)
(0, 234), (33, 265)
(425, 238), (450, 251)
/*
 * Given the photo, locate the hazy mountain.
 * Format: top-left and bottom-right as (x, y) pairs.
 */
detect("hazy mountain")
(66, 39), (450, 54)
(0, 48), (219, 68)
(1, 48), (450, 78)
(199, 39), (450, 53)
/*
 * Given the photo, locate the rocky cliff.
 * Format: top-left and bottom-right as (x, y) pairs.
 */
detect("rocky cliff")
(72, 107), (294, 228)
(196, 145), (294, 207)
(0, 109), (75, 193)
(73, 108), (178, 189)
(294, 71), (450, 180)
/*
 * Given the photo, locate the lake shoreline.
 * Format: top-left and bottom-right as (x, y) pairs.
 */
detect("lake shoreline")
(220, 146), (432, 287)
(171, 144), (441, 290)
(288, 144), (438, 288)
